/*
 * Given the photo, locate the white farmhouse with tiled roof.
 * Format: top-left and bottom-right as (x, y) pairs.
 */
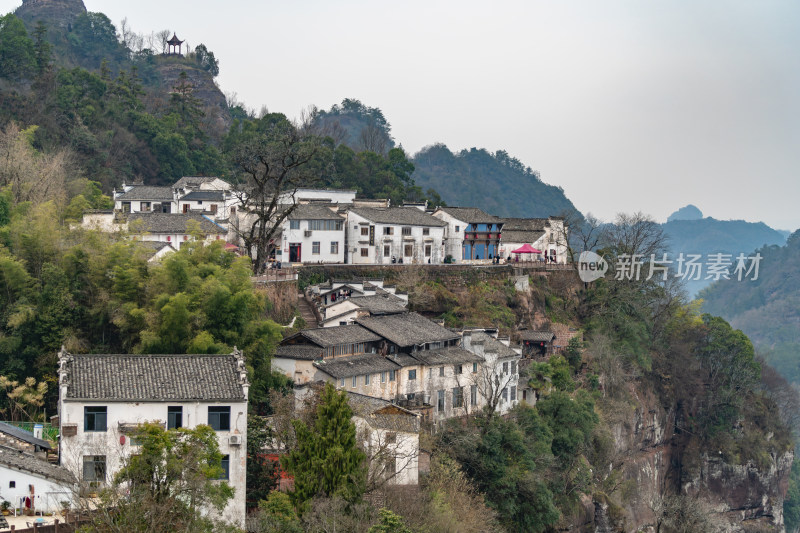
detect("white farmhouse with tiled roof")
(114, 185), (174, 214)
(498, 216), (569, 264)
(278, 204), (346, 264)
(56, 349), (249, 528)
(346, 207), (446, 265)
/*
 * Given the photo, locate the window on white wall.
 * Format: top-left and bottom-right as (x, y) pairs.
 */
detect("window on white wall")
(290, 220), (300, 229)
(84, 406), (107, 432)
(83, 455), (106, 483)
(312, 242), (320, 254)
(331, 242), (339, 254)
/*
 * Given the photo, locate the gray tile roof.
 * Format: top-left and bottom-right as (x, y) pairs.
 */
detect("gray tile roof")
(0, 422), (52, 450)
(349, 207), (446, 227)
(61, 353), (247, 401)
(287, 204), (345, 221)
(179, 190), (224, 201)
(127, 213), (227, 234)
(464, 331), (518, 359)
(0, 446), (76, 485)
(341, 294), (407, 315)
(274, 345), (324, 361)
(116, 186), (173, 202)
(435, 207), (501, 225)
(500, 218), (549, 231)
(410, 346), (484, 366)
(501, 229), (546, 246)
(346, 392), (420, 433)
(520, 331), (556, 342)
(286, 325), (382, 348)
(356, 313), (460, 348)
(173, 176), (222, 189)
(314, 353), (400, 379)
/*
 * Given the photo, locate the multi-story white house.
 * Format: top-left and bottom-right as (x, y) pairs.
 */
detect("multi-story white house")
(499, 216), (569, 264)
(346, 207), (446, 264)
(461, 330), (522, 415)
(274, 313), (490, 422)
(57, 349), (249, 528)
(278, 204), (346, 264)
(432, 207), (504, 262)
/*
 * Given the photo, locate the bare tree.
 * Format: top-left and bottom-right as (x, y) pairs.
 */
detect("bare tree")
(357, 122), (388, 154)
(470, 355), (516, 423)
(602, 211), (668, 260)
(358, 424), (418, 492)
(156, 29), (171, 54)
(0, 122), (70, 206)
(229, 121), (321, 273)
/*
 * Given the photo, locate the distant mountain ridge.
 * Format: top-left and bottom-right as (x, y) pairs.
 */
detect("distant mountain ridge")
(663, 214), (787, 298)
(700, 231), (800, 384)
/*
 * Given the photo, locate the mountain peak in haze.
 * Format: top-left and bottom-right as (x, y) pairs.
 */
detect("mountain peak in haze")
(15, 0), (87, 29)
(667, 204), (703, 222)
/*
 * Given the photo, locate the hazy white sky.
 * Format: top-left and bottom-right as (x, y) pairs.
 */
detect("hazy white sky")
(3, 0), (799, 229)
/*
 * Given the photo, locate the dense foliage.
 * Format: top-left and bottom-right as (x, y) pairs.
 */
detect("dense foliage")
(412, 143), (577, 218)
(83, 422), (236, 533)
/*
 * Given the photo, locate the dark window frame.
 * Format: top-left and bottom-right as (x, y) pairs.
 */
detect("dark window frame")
(208, 406), (231, 431)
(167, 406), (183, 430)
(84, 406), (107, 432)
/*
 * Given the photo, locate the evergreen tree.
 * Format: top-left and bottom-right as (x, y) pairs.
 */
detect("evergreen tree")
(283, 383), (366, 511)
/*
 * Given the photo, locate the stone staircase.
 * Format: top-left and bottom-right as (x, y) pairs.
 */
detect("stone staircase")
(297, 293), (318, 328)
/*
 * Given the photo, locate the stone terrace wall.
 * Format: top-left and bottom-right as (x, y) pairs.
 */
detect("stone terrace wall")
(299, 264), (575, 289)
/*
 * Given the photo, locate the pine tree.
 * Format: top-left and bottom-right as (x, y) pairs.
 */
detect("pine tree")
(283, 383), (366, 511)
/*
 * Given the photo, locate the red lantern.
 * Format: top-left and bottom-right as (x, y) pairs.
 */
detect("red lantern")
(120, 435), (126, 445)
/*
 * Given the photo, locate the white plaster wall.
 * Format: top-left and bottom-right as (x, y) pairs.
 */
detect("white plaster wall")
(280, 220), (345, 264)
(272, 358), (318, 385)
(59, 400), (247, 528)
(334, 371), (399, 401)
(81, 213), (118, 232)
(354, 419), (419, 486)
(432, 211), (467, 263)
(0, 466), (74, 514)
(346, 213), (445, 265)
(178, 199), (225, 216)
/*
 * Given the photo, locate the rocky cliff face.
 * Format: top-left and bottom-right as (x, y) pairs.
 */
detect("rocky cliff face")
(15, 0), (86, 28)
(594, 383), (793, 532)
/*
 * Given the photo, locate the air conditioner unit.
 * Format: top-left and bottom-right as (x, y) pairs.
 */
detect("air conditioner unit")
(304, 230), (313, 237)
(228, 435), (242, 446)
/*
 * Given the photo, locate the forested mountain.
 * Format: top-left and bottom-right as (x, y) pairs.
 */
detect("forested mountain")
(412, 143), (578, 218)
(662, 210), (787, 298)
(701, 231), (800, 384)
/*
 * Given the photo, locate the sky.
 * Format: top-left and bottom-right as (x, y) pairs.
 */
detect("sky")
(3, 0), (799, 230)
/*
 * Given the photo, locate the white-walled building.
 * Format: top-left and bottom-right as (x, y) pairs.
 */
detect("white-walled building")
(346, 207), (446, 265)
(82, 212), (227, 250)
(57, 350), (249, 528)
(347, 392), (420, 486)
(0, 446), (76, 514)
(114, 186), (174, 214)
(279, 204), (346, 264)
(278, 188), (357, 205)
(499, 217), (569, 264)
(462, 330), (522, 415)
(321, 293), (408, 327)
(432, 207), (504, 263)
